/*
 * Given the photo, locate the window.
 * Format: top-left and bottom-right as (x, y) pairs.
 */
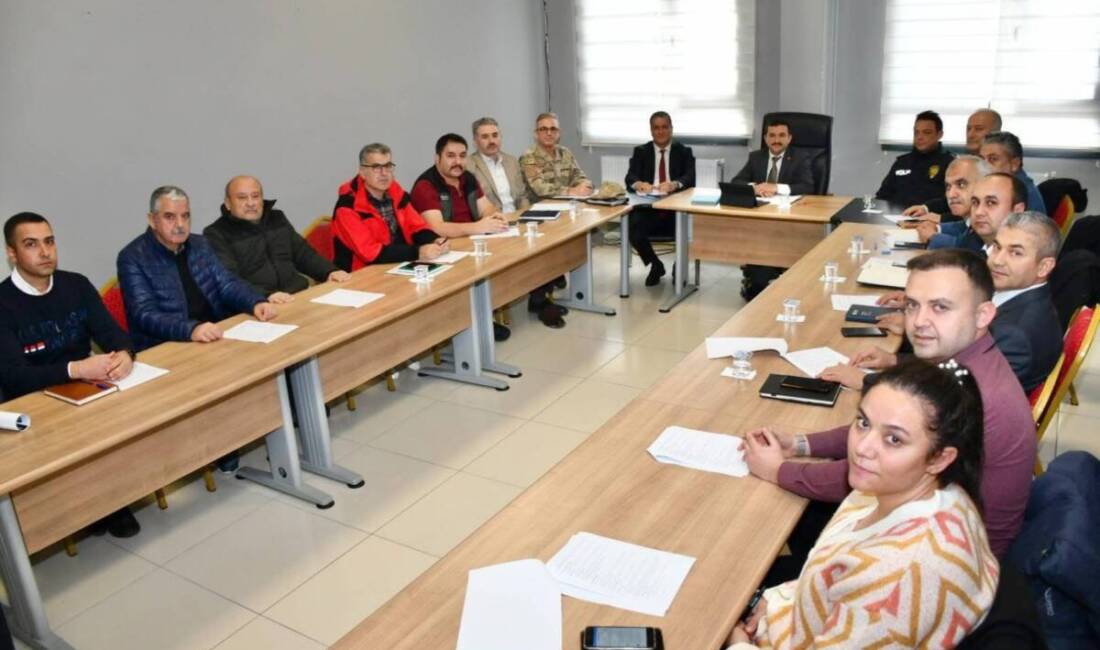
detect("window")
(879, 0), (1100, 153)
(575, 0), (755, 146)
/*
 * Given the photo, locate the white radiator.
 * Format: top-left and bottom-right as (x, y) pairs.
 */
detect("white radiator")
(600, 155), (725, 188)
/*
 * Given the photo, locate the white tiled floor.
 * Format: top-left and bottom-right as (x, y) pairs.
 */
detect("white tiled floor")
(14, 244), (1099, 649)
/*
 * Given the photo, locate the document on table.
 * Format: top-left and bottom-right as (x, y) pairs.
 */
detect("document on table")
(647, 426), (748, 477)
(690, 188), (721, 205)
(782, 346), (849, 378)
(530, 201), (572, 211)
(424, 250), (470, 265)
(884, 228), (920, 244)
(882, 214), (917, 225)
(857, 264), (909, 289)
(471, 226), (520, 241)
(112, 362), (169, 391)
(705, 336), (788, 359)
(547, 532), (695, 617)
(830, 294), (883, 312)
(0, 411), (30, 431)
(456, 559), (561, 650)
(310, 289), (385, 309)
(222, 320), (298, 344)
(758, 195), (803, 206)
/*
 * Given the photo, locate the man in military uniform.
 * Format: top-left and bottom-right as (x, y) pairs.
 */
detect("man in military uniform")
(874, 110), (955, 208)
(513, 113), (593, 327)
(519, 113), (594, 199)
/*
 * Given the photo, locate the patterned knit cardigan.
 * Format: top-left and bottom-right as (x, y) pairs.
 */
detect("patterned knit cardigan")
(732, 485), (998, 649)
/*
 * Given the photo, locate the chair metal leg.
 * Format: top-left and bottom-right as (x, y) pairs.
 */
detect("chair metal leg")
(1069, 382), (1079, 406)
(203, 468), (217, 492)
(64, 537), (78, 557)
(386, 373), (397, 392)
(433, 346), (443, 365)
(154, 489), (168, 510)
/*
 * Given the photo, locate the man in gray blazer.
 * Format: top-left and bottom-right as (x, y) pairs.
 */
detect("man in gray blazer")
(467, 117), (531, 214)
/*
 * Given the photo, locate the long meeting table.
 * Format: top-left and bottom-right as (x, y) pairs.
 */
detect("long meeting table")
(334, 222), (901, 649)
(0, 203), (631, 650)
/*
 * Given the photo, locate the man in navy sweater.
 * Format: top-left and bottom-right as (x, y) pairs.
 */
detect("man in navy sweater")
(0, 212), (141, 537)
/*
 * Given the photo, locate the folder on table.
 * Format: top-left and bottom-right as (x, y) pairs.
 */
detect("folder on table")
(44, 380), (118, 406)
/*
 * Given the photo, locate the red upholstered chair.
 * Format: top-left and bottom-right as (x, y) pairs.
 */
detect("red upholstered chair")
(1050, 195), (1077, 238)
(1034, 305), (1099, 476)
(1028, 356), (1063, 425)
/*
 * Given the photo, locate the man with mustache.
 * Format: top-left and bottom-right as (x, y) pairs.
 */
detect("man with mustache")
(909, 154), (990, 245)
(117, 185), (278, 352)
(410, 134), (510, 239)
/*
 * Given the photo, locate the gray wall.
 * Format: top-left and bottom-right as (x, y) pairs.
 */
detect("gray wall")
(0, 1), (546, 286)
(547, 0), (1099, 204)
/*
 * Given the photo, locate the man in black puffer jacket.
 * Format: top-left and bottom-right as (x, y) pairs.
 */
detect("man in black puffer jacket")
(204, 176), (350, 301)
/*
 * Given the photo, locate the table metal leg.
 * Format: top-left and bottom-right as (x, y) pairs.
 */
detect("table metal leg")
(659, 210), (699, 312)
(619, 212), (631, 299)
(236, 373), (335, 509)
(419, 287), (511, 391)
(287, 359), (365, 488)
(556, 231), (617, 316)
(0, 495), (74, 650)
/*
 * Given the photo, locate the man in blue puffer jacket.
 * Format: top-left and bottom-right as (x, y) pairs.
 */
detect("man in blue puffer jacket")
(117, 185), (277, 352)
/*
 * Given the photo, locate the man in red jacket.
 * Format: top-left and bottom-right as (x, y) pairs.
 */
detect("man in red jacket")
(332, 143), (448, 270)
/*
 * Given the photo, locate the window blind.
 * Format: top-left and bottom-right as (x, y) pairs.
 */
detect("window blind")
(575, 0), (755, 146)
(880, 0), (1100, 153)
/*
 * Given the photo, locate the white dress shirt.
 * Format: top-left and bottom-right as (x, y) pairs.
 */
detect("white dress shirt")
(752, 149), (791, 195)
(992, 282), (1046, 308)
(484, 154), (515, 213)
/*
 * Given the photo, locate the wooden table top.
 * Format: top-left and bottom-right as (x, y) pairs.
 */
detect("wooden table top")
(0, 205), (629, 497)
(652, 188), (853, 224)
(334, 221), (899, 649)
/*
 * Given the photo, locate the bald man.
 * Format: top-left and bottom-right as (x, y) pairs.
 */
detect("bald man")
(204, 176), (350, 303)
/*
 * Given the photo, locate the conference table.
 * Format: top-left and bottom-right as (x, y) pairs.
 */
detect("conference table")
(0, 203), (631, 650)
(650, 190), (854, 313)
(334, 222), (902, 650)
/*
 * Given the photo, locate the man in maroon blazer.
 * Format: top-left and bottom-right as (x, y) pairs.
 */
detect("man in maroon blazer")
(742, 249), (1036, 575)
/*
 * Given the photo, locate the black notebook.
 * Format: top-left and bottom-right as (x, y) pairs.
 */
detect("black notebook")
(844, 304), (899, 324)
(759, 374), (841, 407)
(518, 209), (561, 221)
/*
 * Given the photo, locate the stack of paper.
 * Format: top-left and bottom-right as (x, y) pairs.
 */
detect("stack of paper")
(547, 532), (695, 617)
(647, 426), (748, 477)
(112, 362), (169, 391)
(884, 228), (920, 244)
(830, 294), (883, 312)
(457, 559), (560, 650)
(857, 264), (909, 288)
(310, 289), (385, 309)
(223, 321), (298, 344)
(705, 337), (788, 359)
(471, 226), (520, 241)
(690, 188), (721, 205)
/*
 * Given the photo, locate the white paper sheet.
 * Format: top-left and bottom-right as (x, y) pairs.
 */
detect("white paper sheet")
(857, 264), (909, 289)
(758, 195), (803, 206)
(705, 337), (788, 359)
(424, 250), (470, 265)
(782, 346), (849, 378)
(830, 294), (883, 312)
(547, 532), (695, 617)
(647, 426), (748, 478)
(882, 214), (917, 224)
(0, 411), (29, 431)
(222, 320), (298, 344)
(310, 289), (385, 309)
(690, 188), (721, 204)
(112, 362), (168, 391)
(471, 226), (520, 241)
(530, 201), (572, 211)
(456, 559), (561, 650)
(884, 228), (920, 244)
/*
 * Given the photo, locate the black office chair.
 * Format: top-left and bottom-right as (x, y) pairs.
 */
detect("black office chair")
(760, 111), (833, 195)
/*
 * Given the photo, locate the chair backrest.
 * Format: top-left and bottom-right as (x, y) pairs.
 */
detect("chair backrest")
(1051, 195), (1078, 237)
(1038, 177), (1088, 222)
(1029, 354), (1063, 425)
(761, 111), (833, 194)
(304, 216), (335, 262)
(99, 278), (128, 332)
(1036, 305), (1099, 450)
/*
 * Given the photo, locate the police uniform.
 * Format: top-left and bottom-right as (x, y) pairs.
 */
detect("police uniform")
(519, 144), (589, 199)
(874, 144), (954, 208)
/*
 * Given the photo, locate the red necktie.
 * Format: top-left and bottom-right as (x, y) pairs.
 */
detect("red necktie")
(658, 149), (667, 184)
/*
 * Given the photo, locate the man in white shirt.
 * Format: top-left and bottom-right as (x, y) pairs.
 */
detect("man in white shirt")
(986, 211), (1062, 393)
(466, 117), (531, 214)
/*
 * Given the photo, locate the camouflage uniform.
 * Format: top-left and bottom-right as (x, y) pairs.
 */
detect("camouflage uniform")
(519, 144), (590, 199)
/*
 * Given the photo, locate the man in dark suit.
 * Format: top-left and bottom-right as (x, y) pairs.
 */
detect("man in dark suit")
(731, 118), (815, 196)
(624, 111), (695, 286)
(988, 211), (1063, 393)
